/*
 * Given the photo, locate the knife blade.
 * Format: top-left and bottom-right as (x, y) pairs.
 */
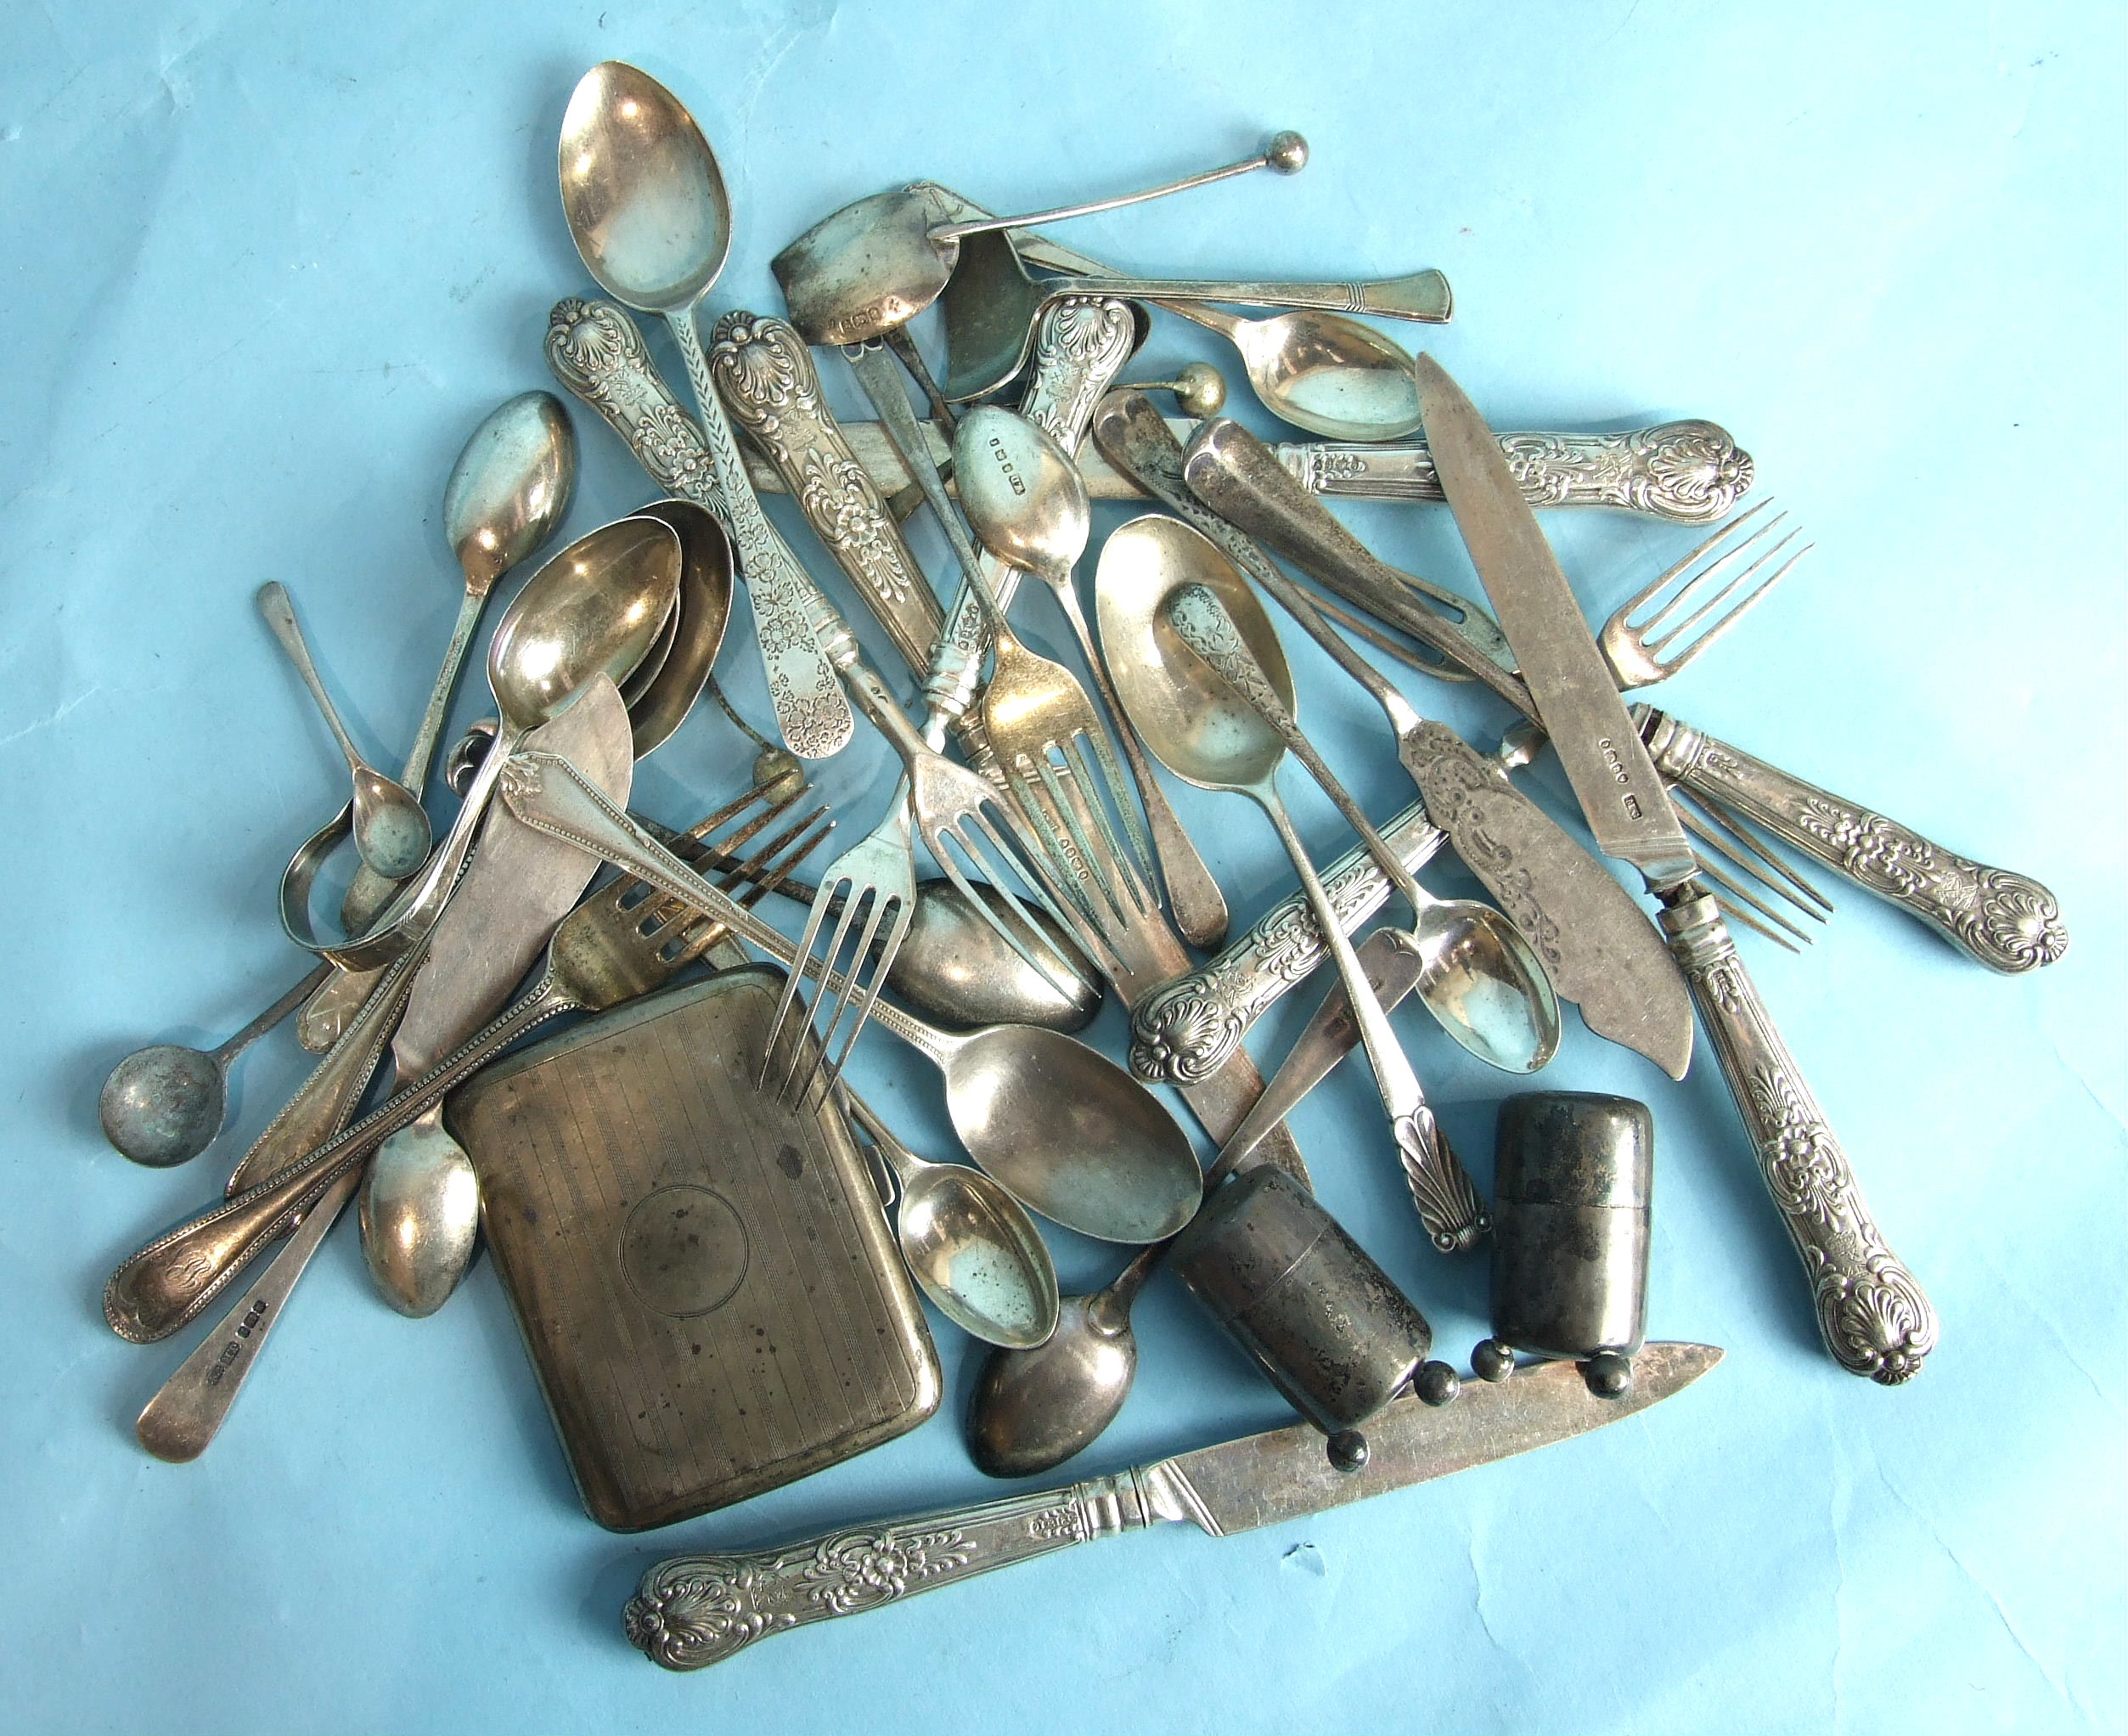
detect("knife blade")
(1414, 356), (1696, 891)
(1415, 355), (1937, 1386)
(625, 1344), (1723, 1670)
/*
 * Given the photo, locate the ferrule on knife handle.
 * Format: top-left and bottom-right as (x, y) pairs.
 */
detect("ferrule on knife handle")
(1657, 888), (1937, 1383)
(1637, 706), (2068, 973)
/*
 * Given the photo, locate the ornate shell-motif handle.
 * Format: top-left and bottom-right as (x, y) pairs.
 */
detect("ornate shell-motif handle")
(1280, 420), (1754, 525)
(625, 1479), (1153, 1671)
(1659, 890), (1937, 1384)
(708, 313), (944, 682)
(1129, 799), (1447, 1084)
(1639, 707), (2068, 973)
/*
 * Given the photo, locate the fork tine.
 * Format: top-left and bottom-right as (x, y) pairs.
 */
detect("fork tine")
(791, 889), (899, 1103)
(1015, 750), (1134, 926)
(763, 884), (840, 1089)
(1714, 894), (1803, 954)
(1078, 721), (1157, 882)
(1061, 736), (1157, 914)
(930, 804), (1099, 995)
(1687, 848), (1814, 944)
(1646, 531), (1809, 666)
(1618, 499), (1776, 625)
(656, 809), (834, 964)
(805, 896), (913, 1108)
(1675, 786), (1835, 916)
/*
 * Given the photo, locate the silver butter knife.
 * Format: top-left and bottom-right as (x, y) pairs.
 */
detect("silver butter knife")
(1416, 352), (1936, 1386)
(624, 1343), (1721, 1670)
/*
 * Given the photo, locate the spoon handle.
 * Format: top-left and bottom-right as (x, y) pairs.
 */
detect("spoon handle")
(543, 299), (853, 761)
(1050, 268), (1453, 324)
(707, 313), (946, 681)
(1129, 798), (1446, 1085)
(1255, 787), (1485, 1254)
(257, 582), (366, 771)
(1165, 583), (1424, 916)
(104, 966), (574, 1344)
(208, 962), (335, 1068)
(134, 1168), (362, 1463)
(401, 582), (487, 798)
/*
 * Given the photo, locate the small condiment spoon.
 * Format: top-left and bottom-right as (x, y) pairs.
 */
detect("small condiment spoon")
(256, 583), (432, 880)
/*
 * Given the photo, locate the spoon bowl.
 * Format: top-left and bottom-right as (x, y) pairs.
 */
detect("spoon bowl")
(621, 499), (731, 755)
(891, 878), (1102, 1034)
(559, 63), (731, 315)
(1219, 309), (1422, 441)
(966, 1277), (1142, 1478)
(847, 1093), (1059, 1351)
(99, 1046), (226, 1170)
(347, 767), (432, 879)
(774, 184), (962, 347)
(360, 1130), (480, 1316)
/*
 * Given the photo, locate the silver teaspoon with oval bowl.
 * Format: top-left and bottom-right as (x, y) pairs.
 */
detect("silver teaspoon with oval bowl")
(1095, 515), (1486, 1253)
(842, 1089), (1060, 1351)
(280, 515), (680, 973)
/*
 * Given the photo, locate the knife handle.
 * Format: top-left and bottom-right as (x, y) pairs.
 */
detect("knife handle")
(707, 312), (946, 682)
(1658, 889), (1937, 1384)
(1129, 798), (1447, 1084)
(1278, 420), (1754, 525)
(1638, 707), (2068, 974)
(625, 1474), (1157, 1671)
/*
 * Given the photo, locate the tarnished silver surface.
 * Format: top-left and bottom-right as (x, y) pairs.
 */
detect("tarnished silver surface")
(941, 230), (1453, 403)
(625, 1344), (1722, 1670)
(102, 713), (826, 1346)
(256, 583), (433, 881)
(842, 1089), (1060, 1351)
(497, 749), (1203, 1248)
(99, 965), (332, 1168)
(954, 404), (1230, 953)
(358, 679), (634, 1319)
(1152, 409), (1692, 1079)
(1638, 707), (2067, 973)
(556, 62), (853, 760)
(1416, 354), (1935, 1383)
(1129, 799), (1446, 1085)
(1096, 515), (1482, 1254)
(279, 516), (680, 972)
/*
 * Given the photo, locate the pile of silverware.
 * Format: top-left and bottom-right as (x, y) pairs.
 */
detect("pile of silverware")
(95, 59), (2069, 1669)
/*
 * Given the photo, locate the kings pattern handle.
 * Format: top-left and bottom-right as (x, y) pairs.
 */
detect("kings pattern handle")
(1129, 798), (1447, 1085)
(1281, 420), (1754, 524)
(1638, 707), (2067, 973)
(626, 1475), (1168, 1671)
(1658, 890), (1937, 1384)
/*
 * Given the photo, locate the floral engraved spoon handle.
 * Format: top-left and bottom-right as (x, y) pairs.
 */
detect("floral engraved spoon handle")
(1658, 888), (1937, 1383)
(708, 312), (945, 681)
(544, 298), (853, 760)
(1638, 707), (2066, 973)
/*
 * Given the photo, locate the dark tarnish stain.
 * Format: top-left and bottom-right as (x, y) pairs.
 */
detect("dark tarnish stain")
(776, 1144), (804, 1180)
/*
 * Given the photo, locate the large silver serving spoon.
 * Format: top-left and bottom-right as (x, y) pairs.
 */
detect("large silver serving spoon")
(280, 516), (682, 972)
(256, 583), (433, 879)
(559, 60), (853, 761)
(99, 966), (330, 1167)
(1095, 516), (1487, 1254)
(497, 751), (1202, 1246)
(843, 1089), (1060, 1350)
(951, 404), (1230, 955)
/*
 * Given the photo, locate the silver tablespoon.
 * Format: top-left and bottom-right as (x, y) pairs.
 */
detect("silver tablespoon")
(1094, 516), (1486, 1253)
(843, 1089), (1060, 1351)
(256, 583), (433, 879)
(99, 965), (331, 1167)
(1163, 580), (1560, 1074)
(558, 61), (853, 761)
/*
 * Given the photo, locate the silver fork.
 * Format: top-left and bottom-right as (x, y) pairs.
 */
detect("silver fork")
(1599, 499), (1808, 687)
(1313, 501), (1827, 945)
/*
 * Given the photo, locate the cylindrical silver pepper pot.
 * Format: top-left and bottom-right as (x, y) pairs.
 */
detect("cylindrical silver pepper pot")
(1171, 1165), (1433, 1469)
(1482, 1091), (1652, 1398)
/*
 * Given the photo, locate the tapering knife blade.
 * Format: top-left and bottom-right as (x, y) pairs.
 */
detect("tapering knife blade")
(1151, 1344), (1720, 1536)
(1415, 356), (1696, 891)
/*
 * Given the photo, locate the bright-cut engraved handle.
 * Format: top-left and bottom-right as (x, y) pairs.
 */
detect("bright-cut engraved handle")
(625, 1478), (1155, 1671)
(1659, 890), (1937, 1383)
(1639, 707), (2068, 973)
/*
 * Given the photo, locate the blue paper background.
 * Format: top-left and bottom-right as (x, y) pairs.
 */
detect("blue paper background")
(3, 4), (2121, 1732)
